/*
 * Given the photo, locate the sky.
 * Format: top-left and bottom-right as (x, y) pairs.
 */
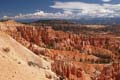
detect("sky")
(0, 0), (120, 19)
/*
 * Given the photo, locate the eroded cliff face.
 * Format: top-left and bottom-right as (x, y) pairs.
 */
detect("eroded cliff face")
(97, 63), (120, 80)
(51, 60), (92, 80)
(8, 25), (119, 63)
(0, 20), (120, 80)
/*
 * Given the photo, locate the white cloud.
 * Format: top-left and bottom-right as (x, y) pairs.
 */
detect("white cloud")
(102, 0), (112, 2)
(3, 10), (73, 19)
(51, 2), (120, 18)
(3, 1), (120, 19)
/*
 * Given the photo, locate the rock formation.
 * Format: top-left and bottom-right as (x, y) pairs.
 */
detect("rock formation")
(0, 20), (119, 80)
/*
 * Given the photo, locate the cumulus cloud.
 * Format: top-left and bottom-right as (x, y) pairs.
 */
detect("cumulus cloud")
(102, 0), (112, 2)
(3, 1), (120, 19)
(51, 2), (120, 18)
(3, 10), (73, 19)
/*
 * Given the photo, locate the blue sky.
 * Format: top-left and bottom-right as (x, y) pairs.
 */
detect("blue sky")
(0, 0), (120, 19)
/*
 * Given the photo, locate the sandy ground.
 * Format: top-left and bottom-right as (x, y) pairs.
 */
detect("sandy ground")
(0, 32), (54, 80)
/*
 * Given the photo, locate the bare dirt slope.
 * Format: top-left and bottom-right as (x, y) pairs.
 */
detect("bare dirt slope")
(0, 31), (56, 80)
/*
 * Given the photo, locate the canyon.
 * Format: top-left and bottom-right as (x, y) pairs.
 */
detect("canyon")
(0, 20), (119, 80)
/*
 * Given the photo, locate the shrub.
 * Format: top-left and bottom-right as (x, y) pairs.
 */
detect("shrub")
(3, 47), (10, 53)
(28, 61), (39, 67)
(18, 61), (21, 64)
